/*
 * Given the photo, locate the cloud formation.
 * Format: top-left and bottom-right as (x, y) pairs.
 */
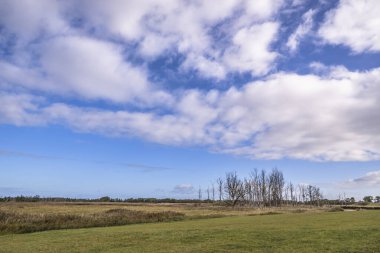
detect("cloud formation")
(1, 0), (380, 162)
(319, 0), (380, 53)
(2, 66), (380, 161)
(339, 170), (380, 189)
(287, 9), (315, 53)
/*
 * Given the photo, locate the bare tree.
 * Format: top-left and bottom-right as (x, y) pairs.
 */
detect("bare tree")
(284, 183), (289, 205)
(198, 186), (202, 201)
(259, 170), (267, 206)
(307, 185), (314, 205)
(289, 182), (295, 206)
(298, 184), (307, 204)
(209, 169), (323, 207)
(243, 178), (252, 204)
(212, 183), (215, 201)
(268, 168), (284, 206)
(216, 177), (223, 201)
(250, 169), (260, 207)
(224, 172), (245, 207)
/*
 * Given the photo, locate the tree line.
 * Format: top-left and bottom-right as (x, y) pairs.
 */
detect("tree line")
(0, 196), (205, 203)
(200, 168), (324, 207)
(2, 168), (377, 207)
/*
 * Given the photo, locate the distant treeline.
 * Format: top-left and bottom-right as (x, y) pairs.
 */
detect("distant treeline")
(205, 169), (324, 207)
(0, 196), (206, 203)
(0, 195), (369, 206)
(202, 169), (378, 207)
(1, 169), (377, 207)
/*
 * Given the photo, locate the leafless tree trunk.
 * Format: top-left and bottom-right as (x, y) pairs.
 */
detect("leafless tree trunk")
(209, 169), (323, 207)
(250, 169), (259, 207)
(268, 168), (284, 207)
(224, 172), (244, 207)
(289, 182), (295, 206)
(212, 183), (215, 201)
(216, 177), (223, 201)
(284, 184), (289, 206)
(260, 170), (267, 207)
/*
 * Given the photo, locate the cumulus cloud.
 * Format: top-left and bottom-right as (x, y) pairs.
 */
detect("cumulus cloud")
(0, 36), (172, 106)
(338, 170), (380, 189)
(0, 92), (46, 126)
(1, 0), (380, 163)
(223, 22), (279, 76)
(2, 66), (380, 161)
(65, 0), (283, 78)
(38, 36), (163, 104)
(319, 0), (380, 53)
(0, 0), (68, 42)
(0, 0), (287, 106)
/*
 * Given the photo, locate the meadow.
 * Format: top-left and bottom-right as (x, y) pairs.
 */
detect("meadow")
(0, 202), (380, 253)
(0, 202), (324, 234)
(0, 210), (379, 253)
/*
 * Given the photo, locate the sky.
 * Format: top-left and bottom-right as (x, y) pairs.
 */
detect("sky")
(0, 0), (380, 200)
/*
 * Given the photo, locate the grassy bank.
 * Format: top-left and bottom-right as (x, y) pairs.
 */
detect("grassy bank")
(0, 211), (379, 253)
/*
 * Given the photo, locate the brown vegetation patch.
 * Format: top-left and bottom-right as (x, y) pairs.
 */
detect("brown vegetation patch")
(0, 209), (185, 234)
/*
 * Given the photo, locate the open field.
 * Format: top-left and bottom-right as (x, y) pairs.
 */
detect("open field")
(0, 210), (379, 253)
(0, 202), (328, 234)
(0, 201), (327, 216)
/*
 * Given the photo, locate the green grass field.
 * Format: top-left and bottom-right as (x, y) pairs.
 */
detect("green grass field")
(0, 202), (327, 234)
(0, 210), (379, 253)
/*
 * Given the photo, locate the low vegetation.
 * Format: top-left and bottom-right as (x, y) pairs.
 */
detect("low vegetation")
(0, 211), (379, 253)
(0, 168), (378, 251)
(0, 208), (184, 234)
(0, 202), (327, 234)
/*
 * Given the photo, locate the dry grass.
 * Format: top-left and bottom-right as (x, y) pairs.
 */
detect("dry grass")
(0, 201), (328, 216)
(0, 202), (329, 234)
(0, 208), (184, 234)
(1, 211), (379, 253)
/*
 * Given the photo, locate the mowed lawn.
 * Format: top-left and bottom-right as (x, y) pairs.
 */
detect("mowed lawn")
(1, 211), (379, 253)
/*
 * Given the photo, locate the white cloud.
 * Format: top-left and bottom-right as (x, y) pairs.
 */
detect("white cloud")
(76, 0), (157, 41)
(182, 54), (227, 80)
(216, 68), (380, 161)
(338, 170), (380, 189)
(39, 36), (152, 103)
(286, 9), (315, 53)
(73, 0), (283, 78)
(2, 66), (380, 161)
(0, 36), (173, 106)
(0, 0), (68, 42)
(0, 92), (46, 126)
(2, 1), (380, 163)
(244, 0), (284, 21)
(309, 61), (328, 73)
(0, 0), (286, 84)
(318, 0), (380, 53)
(223, 22), (279, 76)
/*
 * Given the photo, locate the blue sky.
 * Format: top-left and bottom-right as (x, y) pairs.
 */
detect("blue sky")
(1, 0), (380, 200)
